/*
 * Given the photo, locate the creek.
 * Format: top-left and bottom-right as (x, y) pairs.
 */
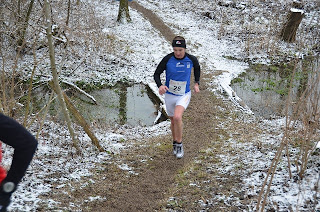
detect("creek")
(31, 83), (161, 127)
(230, 56), (319, 119)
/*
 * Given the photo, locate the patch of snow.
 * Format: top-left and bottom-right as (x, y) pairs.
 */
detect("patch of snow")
(1, 0), (319, 211)
(291, 8), (304, 14)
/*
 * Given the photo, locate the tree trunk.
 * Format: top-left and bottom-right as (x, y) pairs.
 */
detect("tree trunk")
(0, 53), (6, 114)
(23, 46), (37, 126)
(17, 0), (35, 48)
(117, 0), (131, 23)
(61, 92), (105, 152)
(280, 8), (304, 42)
(43, 0), (80, 153)
(66, 0), (71, 27)
(49, 82), (105, 152)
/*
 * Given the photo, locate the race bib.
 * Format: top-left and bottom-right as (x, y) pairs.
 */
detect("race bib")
(168, 79), (187, 95)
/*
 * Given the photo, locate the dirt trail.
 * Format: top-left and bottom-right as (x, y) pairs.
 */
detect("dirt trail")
(129, 1), (176, 42)
(78, 87), (223, 211)
(51, 2), (248, 211)
(84, 2), (225, 211)
(88, 2), (229, 211)
(99, 90), (220, 211)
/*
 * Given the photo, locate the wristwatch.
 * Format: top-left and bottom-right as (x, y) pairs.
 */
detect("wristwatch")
(2, 182), (15, 193)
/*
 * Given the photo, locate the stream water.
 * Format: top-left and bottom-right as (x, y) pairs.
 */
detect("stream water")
(231, 56), (319, 119)
(32, 84), (159, 127)
(74, 84), (159, 126)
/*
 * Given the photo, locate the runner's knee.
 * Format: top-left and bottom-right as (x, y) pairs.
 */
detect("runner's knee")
(173, 114), (182, 123)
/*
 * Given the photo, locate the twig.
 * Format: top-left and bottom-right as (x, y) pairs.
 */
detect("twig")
(61, 80), (97, 105)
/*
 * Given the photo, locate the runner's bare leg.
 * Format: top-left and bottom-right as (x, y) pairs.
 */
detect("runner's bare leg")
(170, 105), (185, 143)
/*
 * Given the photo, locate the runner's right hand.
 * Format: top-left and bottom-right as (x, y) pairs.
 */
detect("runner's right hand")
(159, 85), (169, 95)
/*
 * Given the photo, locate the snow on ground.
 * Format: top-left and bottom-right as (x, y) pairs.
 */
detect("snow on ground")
(138, 0), (252, 112)
(226, 120), (320, 211)
(2, 0), (319, 211)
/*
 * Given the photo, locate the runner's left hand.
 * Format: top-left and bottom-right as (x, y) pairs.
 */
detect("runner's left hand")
(194, 83), (200, 93)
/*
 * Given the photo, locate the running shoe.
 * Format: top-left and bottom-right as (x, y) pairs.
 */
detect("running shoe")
(176, 143), (184, 159)
(173, 141), (177, 155)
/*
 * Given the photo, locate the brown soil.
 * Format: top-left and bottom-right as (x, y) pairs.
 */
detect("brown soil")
(38, 2), (262, 211)
(129, 1), (176, 42)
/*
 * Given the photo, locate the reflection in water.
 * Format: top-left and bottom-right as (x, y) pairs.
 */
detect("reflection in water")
(119, 85), (127, 125)
(31, 84), (159, 127)
(231, 57), (319, 118)
(74, 84), (158, 126)
(125, 84), (159, 126)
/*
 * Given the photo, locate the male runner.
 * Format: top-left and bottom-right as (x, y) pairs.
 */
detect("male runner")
(154, 36), (200, 159)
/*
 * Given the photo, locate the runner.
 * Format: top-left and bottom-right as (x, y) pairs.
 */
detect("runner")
(154, 35), (200, 159)
(0, 114), (38, 211)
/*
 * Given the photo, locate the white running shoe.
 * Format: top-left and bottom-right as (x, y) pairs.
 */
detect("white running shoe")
(176, 143), (184, 159)
(173, 141), (177, 155)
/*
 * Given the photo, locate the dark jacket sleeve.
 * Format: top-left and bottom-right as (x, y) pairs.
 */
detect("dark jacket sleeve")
(153, 53), (173, 88)
(188, 53), (201, 83)
(0, 114), (38, 185)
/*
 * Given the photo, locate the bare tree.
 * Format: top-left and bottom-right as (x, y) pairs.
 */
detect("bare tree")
(17, 0), (35, 48)
(66, 0), (71, 27)
(256, 58), (320, 211)
(117, 0), (131, 23)
(43, 0), (80, 153)
(0, 50), (7, 114)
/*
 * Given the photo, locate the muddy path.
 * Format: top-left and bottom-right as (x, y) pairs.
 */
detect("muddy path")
(83, 2), (243, 211)
(43, 2), (255, 211)
(76, 84), (231, 211)
(97, 90), (221, 211)
(129, 1), (176, 42)
(85, 2), (243, 211)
